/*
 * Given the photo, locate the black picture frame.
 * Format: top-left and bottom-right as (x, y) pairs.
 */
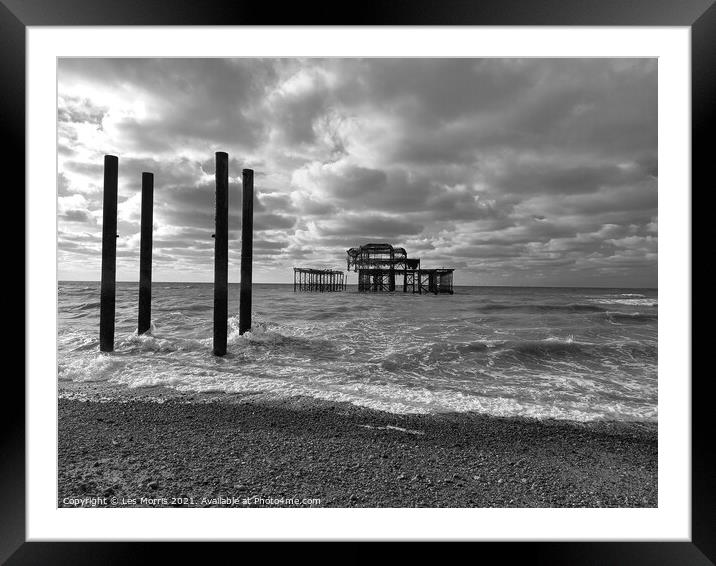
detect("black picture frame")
(7, 0), (710, 561)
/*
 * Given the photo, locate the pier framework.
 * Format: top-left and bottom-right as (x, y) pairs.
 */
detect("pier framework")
(347, 243), (454, 295)
(293, 268), (346, 292)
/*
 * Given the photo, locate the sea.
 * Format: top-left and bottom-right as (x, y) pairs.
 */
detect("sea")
(57, 282), (658, 422)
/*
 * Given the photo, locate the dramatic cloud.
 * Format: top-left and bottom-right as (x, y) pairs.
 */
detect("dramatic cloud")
(58, 58), (657, 286)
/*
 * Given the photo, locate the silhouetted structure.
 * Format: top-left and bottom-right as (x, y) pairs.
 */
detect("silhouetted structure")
(99, 155), (118, 351)
(213, 152), (229, 355)
(346, 243), (454, 295)
(97, 151), (256, 356)
(137, 172), (154, 335)
(239, 168), (254, 335)
(294, 268), (346, 292)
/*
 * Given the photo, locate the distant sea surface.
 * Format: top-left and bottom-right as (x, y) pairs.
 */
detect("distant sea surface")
(58, 282), (657, 422)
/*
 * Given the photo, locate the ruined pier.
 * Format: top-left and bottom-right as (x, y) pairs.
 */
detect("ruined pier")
(293, 268), (346, 292)
(346, 243), (454, 295)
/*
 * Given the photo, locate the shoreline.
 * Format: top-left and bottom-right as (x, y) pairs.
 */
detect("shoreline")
(58, 395), (657, 508)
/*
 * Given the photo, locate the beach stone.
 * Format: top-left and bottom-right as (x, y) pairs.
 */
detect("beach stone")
(57, 394), (658, 510)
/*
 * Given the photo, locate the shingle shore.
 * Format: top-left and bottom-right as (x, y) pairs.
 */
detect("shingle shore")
(58, 397), (657, 508)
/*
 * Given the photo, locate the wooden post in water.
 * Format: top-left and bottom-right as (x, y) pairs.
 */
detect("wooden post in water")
(137, 172), (154, 335)
(239, 168), (254, 335)
(99, 155), (118, 352)
(213, 152), (229, 356)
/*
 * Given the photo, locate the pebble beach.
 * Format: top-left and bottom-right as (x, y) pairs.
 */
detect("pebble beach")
(58, 393), (657, 508)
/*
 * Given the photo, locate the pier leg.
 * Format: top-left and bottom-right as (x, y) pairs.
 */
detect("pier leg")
(99, 155), (118, 352)
(137, 172), (154, 335)
(239, 168), (254, 335)
(213, 152), (229, 356)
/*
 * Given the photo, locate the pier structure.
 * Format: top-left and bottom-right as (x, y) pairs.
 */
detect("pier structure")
(293, 268), (346, 292)
(137, 172), (154, 335)
(346, 243), (454, 295)
(213, 152), (229, 356)
(97, 151), (255, 357)
(99, 155), (119, 351)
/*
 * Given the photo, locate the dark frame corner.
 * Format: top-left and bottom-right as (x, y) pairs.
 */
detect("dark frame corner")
(8, 0), (711, 562)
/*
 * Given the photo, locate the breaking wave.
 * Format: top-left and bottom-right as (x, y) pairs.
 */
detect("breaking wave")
(57, 282), (658, 422)
(477, 303), (609, 314)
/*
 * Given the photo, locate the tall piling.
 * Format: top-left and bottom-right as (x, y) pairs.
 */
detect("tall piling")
(213, 152), (229, 356)
(99, 155), (118, 352)
(239, 168), (254, 335)
(137, 172), (154, 335)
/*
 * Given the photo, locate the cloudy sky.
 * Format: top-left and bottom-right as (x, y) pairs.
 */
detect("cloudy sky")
(58, 58), (657, 286)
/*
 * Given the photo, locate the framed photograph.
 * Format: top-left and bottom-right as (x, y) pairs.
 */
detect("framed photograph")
(10, 0), (709, 561)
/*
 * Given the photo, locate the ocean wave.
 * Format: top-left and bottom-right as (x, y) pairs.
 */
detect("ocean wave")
(477, 303), (608, 314)
(303, 304), (368, 319)
(296, 382), (658, 421)
(58, 354), (123, 382)
(603, 311), (658, 324)
(506, 338), (588, 356)
(589, 298), (657, 307)
(494, 338), (656, 362)
(71, 300), (101, 311)
(66, 368), (657, 421)
(155, 303), (212, 313)
(377, 336), (655, 372)
(58, 328), (100, 351)
(226, 318), (342, 359)
(57, 284), (658, 422)
(119, 331), (208, 353)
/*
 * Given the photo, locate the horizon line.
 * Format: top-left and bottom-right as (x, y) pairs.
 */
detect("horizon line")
(58, 280), (658, 290)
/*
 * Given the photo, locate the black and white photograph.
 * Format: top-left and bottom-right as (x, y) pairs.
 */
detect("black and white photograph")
(56, 57), (658, 509)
